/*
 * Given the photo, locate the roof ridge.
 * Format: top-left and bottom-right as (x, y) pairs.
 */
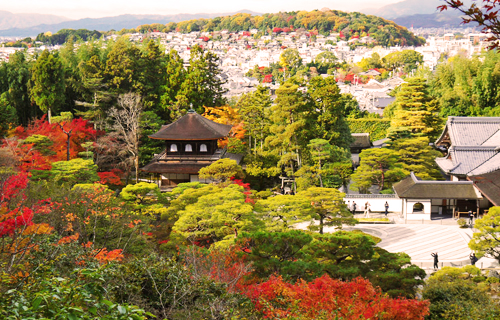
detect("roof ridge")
(449, 116), (500, 123)
(451, 146), (498, 150)
(481, 128), (500, 146)
(467, 152), (500, 176)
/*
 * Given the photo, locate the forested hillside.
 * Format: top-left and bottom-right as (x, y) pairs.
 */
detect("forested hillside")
(123, 10), (424, 47)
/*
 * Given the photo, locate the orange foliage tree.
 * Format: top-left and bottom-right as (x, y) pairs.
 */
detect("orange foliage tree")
(203, 105), (246, 148)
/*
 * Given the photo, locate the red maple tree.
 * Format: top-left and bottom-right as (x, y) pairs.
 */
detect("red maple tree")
(243, 275), (430, 319)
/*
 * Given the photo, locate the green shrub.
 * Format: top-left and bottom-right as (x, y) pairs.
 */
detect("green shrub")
(380, 189), (394, 194)
(347, 118), (391, 141)
(486, 277), (499, 284)
(472, 276), (487, 283)
(457, 218), (468, 228)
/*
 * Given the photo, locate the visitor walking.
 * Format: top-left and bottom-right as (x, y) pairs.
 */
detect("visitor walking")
(469, 211), (474, 227)
(364, 201), (371, 218)
(351, 201), (356, 215)
(470, 253), (478, 266)
(384, 201), (389, 217)
(431, 252), (439, 269)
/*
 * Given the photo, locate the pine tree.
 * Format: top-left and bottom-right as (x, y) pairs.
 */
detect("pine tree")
(351, 148), (406, 193)
(390, 137), (443, 180)
(265, 82), (308, 177)
(387, 77), (442, 141)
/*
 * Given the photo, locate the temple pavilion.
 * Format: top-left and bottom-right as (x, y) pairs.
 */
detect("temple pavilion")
(141, 109), (240, 189)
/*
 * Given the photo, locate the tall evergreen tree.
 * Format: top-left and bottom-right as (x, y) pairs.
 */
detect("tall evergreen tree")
(351, 148), (406, 193)
(30, 49), (65, 123)
(266, 82), (308, 177)
(161, 49), (186, 120)
(307, 76), (353, 150)
(238, 85), (271, 153)
(4, 51), (36, 125)
(137, 40), (167, 113)
(104, 37), (141, 93)
(174, 45), (226, 116)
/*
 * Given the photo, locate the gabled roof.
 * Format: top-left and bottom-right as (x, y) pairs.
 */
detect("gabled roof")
(149, 110), (232, 141)
(362, 79), (386, 90)
(436, 117), (500, 147)
(468, 170), (500, 206)
(393, 172), (482, 200)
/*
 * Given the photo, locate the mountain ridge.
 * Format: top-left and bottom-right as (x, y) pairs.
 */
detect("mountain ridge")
(0, 10), (70, 31)
(0, 10), (261, 38)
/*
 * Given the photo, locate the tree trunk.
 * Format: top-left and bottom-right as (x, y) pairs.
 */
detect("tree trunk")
(135, 155), (139, 184)
(320, 215), (324, 234)
(379, 163), (385, 191)
(318, 157), (323, 188)
(48, 108), (52, 124)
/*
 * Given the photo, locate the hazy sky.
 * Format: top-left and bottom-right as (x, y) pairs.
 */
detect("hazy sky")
(3, 0), (401, 20)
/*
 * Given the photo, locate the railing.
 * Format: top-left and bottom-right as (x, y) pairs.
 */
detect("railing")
(345, 194), (399, 199)
(152, 148), (226, 162)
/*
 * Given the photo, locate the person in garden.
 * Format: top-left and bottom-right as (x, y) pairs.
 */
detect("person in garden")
(351, 201), (356, 215)
(364, 201), (371, 218)
(470, 253), (478, 266)
(431, 252), (439, 269)
(384, 201), (389, 217)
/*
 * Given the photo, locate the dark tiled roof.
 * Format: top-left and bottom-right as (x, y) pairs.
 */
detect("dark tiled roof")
(468, 170), (500, 206)
(374, 96), (395, 108)
(393, 173), (482, 199)
(222, 152), (244, 164)
(149, 111), (232, 141)
(350, 133), (371, 149)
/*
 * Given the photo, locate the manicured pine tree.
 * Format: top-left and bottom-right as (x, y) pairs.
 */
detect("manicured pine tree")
(388, 77), (442, 141)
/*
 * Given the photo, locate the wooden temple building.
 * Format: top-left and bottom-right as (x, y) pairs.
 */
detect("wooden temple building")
(141, 110), (241, 189)
(393, 116), (500, 220)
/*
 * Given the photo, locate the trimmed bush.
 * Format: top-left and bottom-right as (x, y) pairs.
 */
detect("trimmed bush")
(347, 118), (391, 141)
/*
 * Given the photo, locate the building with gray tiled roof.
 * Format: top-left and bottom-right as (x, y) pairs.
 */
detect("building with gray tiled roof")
(434, 116), (500, 209)
(435, 117), (500, 179)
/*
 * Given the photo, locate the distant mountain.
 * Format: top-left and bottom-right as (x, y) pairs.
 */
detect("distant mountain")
(393, 11), (475, 29)
(0, 10), (261, 38)
(0, 10), (70, 31)
(361, 0), (473, 20)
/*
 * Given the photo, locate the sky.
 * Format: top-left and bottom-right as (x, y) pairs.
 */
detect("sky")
(2, 0), (402, 20)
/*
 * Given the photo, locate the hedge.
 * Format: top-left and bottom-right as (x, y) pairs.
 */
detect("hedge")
(347, 119), (391, 141)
